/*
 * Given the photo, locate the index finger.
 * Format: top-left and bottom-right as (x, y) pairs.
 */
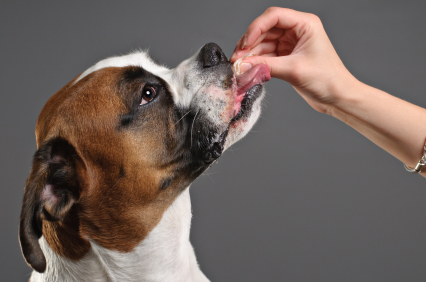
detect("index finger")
(243, 7), (311, 50)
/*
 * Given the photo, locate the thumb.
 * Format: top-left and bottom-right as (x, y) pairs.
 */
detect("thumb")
(242, 55), (295, 82)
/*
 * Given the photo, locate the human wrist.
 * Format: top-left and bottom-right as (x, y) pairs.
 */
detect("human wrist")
(325, 71), (363, 117)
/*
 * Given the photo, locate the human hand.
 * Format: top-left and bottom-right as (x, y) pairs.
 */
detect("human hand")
(230, 7), (358, 114)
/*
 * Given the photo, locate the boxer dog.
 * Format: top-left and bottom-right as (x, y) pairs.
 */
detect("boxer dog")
(19, 43), (270, 282)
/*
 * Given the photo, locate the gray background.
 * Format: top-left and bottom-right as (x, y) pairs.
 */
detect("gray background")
(2, 1), (426, 281)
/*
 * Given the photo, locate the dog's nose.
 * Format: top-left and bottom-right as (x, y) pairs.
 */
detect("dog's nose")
(200, 43), (228, 68)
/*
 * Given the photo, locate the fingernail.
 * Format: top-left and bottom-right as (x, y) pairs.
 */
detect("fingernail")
(240, 62), (252, 74)
(240, 34), (247, 50)
(230, 53), (236, 62)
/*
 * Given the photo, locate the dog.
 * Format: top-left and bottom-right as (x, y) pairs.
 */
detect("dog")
(19, 43), (271, 282)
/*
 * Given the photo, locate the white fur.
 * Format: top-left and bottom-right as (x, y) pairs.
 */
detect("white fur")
(30, 188), (209, 282)
(74, 51), (172, 85)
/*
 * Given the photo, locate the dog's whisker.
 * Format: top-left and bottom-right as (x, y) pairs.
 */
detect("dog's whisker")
(205, 173), (215, 184)
(258, 115), (271, 122)
(190, 109), (200, 149)
(168, 110), (192, 133)
(202, 171), (219, 176)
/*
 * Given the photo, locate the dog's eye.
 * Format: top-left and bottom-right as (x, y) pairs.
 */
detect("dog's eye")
(140, 85), (157, 105)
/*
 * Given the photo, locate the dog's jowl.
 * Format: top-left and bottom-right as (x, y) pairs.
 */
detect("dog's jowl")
(19, 43), (270, 282)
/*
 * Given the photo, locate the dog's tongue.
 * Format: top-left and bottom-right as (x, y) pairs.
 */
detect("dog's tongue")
(236, 64), (271, 95)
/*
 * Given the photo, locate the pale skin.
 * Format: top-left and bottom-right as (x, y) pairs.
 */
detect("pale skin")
(230, 7), (426, 178)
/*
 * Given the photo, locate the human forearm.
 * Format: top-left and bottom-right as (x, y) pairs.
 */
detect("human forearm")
(329, 78), (426, 177)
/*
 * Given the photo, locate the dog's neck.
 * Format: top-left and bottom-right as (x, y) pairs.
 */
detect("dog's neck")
(30, 188), (209, 282)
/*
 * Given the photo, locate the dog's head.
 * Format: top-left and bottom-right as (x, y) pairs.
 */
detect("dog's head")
(19, 43), (270, 272)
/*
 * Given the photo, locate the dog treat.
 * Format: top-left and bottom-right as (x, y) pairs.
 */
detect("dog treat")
(233, 53), (255, 75)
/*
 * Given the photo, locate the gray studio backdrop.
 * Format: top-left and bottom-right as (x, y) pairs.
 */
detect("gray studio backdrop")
(2, 1), (426, 281)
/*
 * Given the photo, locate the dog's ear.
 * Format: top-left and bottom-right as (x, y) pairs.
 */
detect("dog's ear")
(19, 137), (82, 273)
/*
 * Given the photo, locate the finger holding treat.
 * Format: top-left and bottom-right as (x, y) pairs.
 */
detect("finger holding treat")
(230, 6), (355, 115)
(230, 7), (313, 63)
